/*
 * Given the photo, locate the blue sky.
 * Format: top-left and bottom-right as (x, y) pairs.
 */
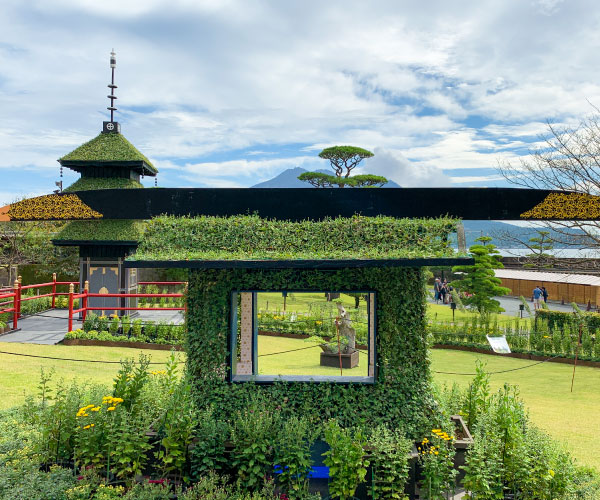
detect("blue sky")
(1, 0), (600, 204)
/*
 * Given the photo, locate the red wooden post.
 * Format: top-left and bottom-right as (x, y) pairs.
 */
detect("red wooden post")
(17, 275), (22, 318)
(68, 283), (74, 333)
(51, 273), (57, 309)
(12, 279), (19, 330)
(184, 282), (188, 317)
(82, 281), (89, 321)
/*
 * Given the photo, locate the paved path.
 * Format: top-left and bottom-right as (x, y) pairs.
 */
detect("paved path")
(430, 293), (579, 319)
(0, 309), (184, 345)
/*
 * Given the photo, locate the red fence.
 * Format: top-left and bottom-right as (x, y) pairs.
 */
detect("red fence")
(0, 273), (78, 330)
(0, 277), (185, 333)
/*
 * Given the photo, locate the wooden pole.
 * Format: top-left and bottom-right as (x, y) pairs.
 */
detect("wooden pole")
(571, 322), (583, 393)
(336, 317), (343, 376)
(51, 273), (57, 309)
(12, 279), (19, 330)
(17, 275), (22, 318)
(82, 281), (89, 321)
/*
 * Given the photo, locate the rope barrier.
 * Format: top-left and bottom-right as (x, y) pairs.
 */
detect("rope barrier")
(432, 354), (564, 375)
(258, 344), (322, 357)
(0, 350), (183, 365)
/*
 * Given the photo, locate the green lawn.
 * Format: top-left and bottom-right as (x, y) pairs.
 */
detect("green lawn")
(430, 348), (600, 472)
(258, 335), (368, 377)
(257, 291), (364, 313)
(0, 344), (179, 409)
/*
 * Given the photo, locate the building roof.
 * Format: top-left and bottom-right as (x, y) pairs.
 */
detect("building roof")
(494, 269), (600, 286)
(59, 132), (157, 175)
(126, 214), (460, 263)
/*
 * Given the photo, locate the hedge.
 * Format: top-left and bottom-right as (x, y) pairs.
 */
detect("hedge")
(535, 309), (600, 331)
(130, 214), (458, 261)
(186, 266), (435, 439)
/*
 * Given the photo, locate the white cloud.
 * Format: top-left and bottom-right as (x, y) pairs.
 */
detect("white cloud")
(360, 148), (452, 187)
(1, 0), (600, 193)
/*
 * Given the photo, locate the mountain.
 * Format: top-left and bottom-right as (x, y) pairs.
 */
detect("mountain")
(251, 167), (401, 188)
(459, 220), (586, 249)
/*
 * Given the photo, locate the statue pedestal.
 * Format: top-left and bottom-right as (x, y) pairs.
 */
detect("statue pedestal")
(320, 350), (359, 369)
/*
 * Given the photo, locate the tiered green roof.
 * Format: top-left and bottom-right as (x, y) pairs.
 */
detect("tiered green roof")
(53, 220), (145, 243)
(59, 132), (157, 175)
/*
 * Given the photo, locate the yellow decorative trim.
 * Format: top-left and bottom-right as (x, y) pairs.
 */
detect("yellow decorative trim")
(521, 192), (600, 219)
(7, 194), (103, 221)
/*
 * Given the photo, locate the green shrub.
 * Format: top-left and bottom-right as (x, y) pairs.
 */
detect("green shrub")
(132, 319), (143, 337)
(0, 461), (76, 500)
(230, 402), (276, 492)
(274, 416), (315, 499)
(189, 409), (229, 480)
(121, 315), (131, 336)
(368, 425), (411, 500)
(108, 316), (119, 334)
(323, 419), (368, 500)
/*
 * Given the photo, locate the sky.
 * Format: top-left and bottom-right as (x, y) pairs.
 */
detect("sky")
(1, 0), (600, 204)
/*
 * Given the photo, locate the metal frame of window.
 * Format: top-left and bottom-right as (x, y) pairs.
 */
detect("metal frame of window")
(229, 290), (377, 384)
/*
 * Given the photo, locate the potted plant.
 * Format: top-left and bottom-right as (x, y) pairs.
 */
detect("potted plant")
(322, 420), (368, 500)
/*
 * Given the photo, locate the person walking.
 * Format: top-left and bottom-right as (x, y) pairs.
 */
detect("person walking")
(533, 285), (543, 311)
(542, 286), (548, 304)
(434, 278), (441, 304)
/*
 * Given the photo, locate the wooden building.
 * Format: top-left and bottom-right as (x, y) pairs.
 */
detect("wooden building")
(494, 269), (600, 307)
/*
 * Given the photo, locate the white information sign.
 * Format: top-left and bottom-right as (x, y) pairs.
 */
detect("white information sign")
(486, 335), (511, 354)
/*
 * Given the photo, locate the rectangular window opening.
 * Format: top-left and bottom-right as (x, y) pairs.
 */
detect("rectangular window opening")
(230, 291), (376, 384)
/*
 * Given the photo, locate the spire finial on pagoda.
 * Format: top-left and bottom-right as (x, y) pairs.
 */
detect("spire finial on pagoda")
(103, 49), (120, 134)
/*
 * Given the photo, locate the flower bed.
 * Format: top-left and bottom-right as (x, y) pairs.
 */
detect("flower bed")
(67, 313), (185, 346)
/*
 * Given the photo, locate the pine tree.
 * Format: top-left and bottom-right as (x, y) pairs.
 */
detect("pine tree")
(452, 236), (510, 314)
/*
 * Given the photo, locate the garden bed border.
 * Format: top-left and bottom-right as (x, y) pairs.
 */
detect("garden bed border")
(433, 343), (600, 368)
(61, 338), (183, 351)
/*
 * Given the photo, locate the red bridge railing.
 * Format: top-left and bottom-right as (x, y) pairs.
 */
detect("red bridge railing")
(1, 275), (186, 333)
(1, 273), (79, 330)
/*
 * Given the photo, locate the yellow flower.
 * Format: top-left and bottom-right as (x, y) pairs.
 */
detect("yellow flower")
(107, 406), (116, 411)
(83, 425), (91, 429)
(432, 428), (441, 433)
(434, 451), (439, 455)
(91, 407), (100, 412)
(549, 469), (555, 477)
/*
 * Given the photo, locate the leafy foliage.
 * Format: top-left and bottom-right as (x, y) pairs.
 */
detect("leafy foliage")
(451, 236), (510, 313)
(322, 419), (368, 500)
(273, 416), (315, 499)
(64, 177), (143, 193)
(131, 214), (457, 261)
(0, 221), (78, 282)
(298, 172), (388, 187)
(368, 425), (411, 499)
(59, 132), (157, 173)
